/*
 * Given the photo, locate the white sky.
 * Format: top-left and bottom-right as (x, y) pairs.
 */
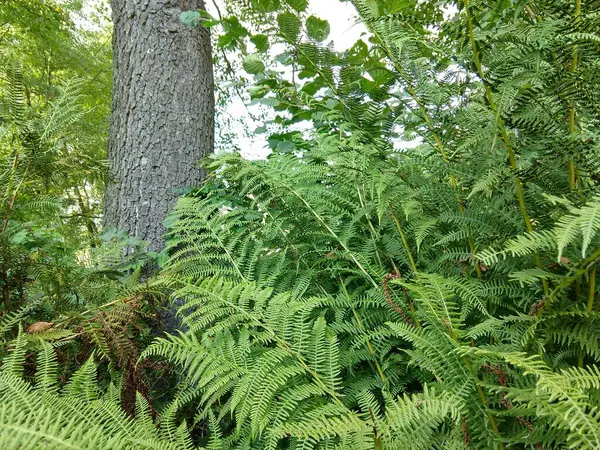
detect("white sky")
(206, 0), (366, 52)
(306, 1), (366, 51)
(208, 0), (369, 159)
(74, 0), (374, 159)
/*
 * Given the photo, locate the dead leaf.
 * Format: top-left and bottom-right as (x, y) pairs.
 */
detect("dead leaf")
(26, 321), (54, 333)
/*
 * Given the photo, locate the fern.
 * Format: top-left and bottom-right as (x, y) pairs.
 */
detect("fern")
(0, 330), (193, 449)
(150, 0), (600, 447)
(2, 0), (600, 448)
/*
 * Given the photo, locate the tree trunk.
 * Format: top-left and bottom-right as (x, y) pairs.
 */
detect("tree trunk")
(105, 0), (214, 251)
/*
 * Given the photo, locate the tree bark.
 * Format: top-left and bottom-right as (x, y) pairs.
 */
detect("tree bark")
(105, 0), (214, 251)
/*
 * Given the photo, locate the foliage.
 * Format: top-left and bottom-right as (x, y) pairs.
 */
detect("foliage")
(143, 0), (600, 448)
(2, 0), (600, 449)
(0, 0), (112, 326)
(0, 0), (112, 196)
(0, 2), (162, 420)
(0, 329), (192, 449)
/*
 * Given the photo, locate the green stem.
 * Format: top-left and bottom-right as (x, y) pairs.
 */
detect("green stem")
(339, 280), (388, 385)
(388, 204), (417, 273)
(568, 0), (582, 190)
(541, 247), (600, 314)
(73, 184), (98, 236)
(586, 267), (596, 313)
(444, 315), (504, 447)
(352, 2), (483, 276)
(464, 0), (547, 296)
(356, 186), (384, 267)
(578, 266), (595, 367)
(464, 0), (525, 225)
(287, 185), (379, 288)
(186, 282), (349, 409)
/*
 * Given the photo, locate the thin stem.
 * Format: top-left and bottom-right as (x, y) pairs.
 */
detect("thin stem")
(353, 5), (483, 276)
(578, 266), (595, 367)
(586, 267), (596, 313)
(438, 306), (504, 447)
(184, 281), (348, 409)
(369, 407), (384, 450)
(464, 1), (525, 221)
(540, 247), (600, 314)
(388, 203), (417, 273)
(568, 0), (582, 190)
(339, 280), (388, 385)
(464, 0), (547, 295)
(524, 4), (538, 21)
(287, 185), (379, 288)
(356, 186), (384, 267)
(469, 368), (504, 448)
(73, 184), (98, 236)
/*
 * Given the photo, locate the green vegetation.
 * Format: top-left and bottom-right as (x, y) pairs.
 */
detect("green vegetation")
(1, 0), (600, 449)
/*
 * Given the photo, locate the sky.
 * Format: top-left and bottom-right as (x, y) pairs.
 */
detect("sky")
(304, 1), (367, 51)
(74, 0), (371, 159)
(206, 1), (366, 52)
(207, 0), (369, 159)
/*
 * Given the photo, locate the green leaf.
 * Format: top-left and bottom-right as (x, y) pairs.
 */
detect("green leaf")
(221, 17), (249, 38)
(9, 229), (29, 245)
(276, 140), (296, 153)
(250, 34), (270, 52)
(284, 0), (308, 12)
(217, 34), (236, 49)
(243, 54), (265, 74)
(301, 76), (326, 95)
(198, 9), (219, 27)
(277, 12), (301, 42)
(248, 85), (269, 99)
(267, 131), (301, 149)
(179, 10), (200, 27)
(346, 40), (369, 65)
(364, 0), (381, 17)
(579, 196), (600, 257)
(253, 0), (281, 12)
(298, 69), (316, 79)
(274, 52), (294, 65)
(384, 0), (412, 14)
(306, 16), (330, 42)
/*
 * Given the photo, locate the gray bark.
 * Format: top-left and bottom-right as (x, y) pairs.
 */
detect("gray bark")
(105, 0), (214, 251)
